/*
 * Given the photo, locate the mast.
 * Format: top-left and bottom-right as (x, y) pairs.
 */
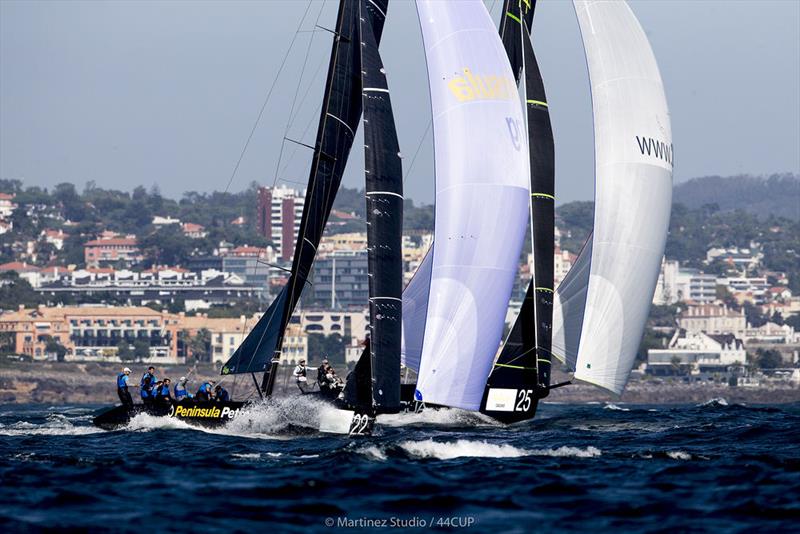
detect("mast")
(480, 0), (555, 423)
(220, 0), (390, 391)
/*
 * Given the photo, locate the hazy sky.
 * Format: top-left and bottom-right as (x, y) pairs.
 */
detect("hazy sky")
(1, 0), (798, 204)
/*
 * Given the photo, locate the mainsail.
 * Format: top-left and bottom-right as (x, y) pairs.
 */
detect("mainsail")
(353, 0), (403, 413)
(221, 0), (390, 389)
(552, 0), (673, 394)
(481, 0), (555, 421)
(413, 0), (531, 411)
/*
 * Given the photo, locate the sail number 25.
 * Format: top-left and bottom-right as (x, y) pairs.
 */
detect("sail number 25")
(515, 389), (534, 412)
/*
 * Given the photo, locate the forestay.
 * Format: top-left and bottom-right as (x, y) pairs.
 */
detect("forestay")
(414, 0), (530, 410)
(567, 0), (673, 394)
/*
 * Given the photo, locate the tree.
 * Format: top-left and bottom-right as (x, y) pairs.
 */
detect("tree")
(756, 349), (783, 369)
(43, 335), (68, 362)
(117, 341), (135, 362)
(133, 340), (151, 361)
(0, 272), (42, 308)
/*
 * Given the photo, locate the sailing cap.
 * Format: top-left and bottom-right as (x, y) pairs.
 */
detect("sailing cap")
(180, 376), (186, 382)
(123, 367), (131, 373)
(322, 359), (329, 364)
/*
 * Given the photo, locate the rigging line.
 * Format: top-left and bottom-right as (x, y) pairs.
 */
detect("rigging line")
(223, 0), (315, 194)
(277, 102), (324, 180)
(273, 0), (328, 189)
(402, 119), (432, 185)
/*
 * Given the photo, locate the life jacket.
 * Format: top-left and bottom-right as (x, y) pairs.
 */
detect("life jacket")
(156, 384), (170, 398)
(293, 365), (306, 378)
(175, 384), (190, 400)
(140, 376), (152, 398)
(197, 382), (211, 396)
(117, 373), (128, 389)
(216, 388), (230, 402)
(141, 372), (156, 391)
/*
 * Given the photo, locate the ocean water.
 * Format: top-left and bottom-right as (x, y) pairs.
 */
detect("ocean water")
(1, 398), (798, 533)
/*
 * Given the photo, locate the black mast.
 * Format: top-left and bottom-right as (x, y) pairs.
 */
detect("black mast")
(221, 0), (390, 392)
(480, 0), (555, 423)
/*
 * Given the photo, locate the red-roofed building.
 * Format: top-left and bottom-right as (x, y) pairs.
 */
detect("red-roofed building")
(181, 222), (207, 239)
(41, 229), (68, 250)
(84, 236), (142, 267)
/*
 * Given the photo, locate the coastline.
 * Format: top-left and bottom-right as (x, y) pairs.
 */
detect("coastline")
(2, 361), (799, 405)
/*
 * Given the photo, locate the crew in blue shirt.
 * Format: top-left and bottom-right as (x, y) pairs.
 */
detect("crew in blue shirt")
(116, 367), (133, 408)
(174, 377), (193, 401)
(154, 378), (173, 403)
(140, 366), (157, 406)
(214, 384), (230, 402)
(196, 381), (214, 401)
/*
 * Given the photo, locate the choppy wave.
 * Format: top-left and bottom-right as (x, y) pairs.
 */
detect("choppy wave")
(0, 414), (103, 436)
(604, 403), (630, 411)
(697, 397), (729, 407)
(378, 407), (498, 428)
(394, 439), (601, 460)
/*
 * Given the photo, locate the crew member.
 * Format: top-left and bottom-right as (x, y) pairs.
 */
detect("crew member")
(317, 359), (330, 394)
(214, 384), (230, 402)
(116, 367), (133, 408)
(174, 377), (192, 401)
(196, 380), (214, 401)
(140, 366), (157, 405)
(155, 378), (172, 403)
(293, 359), (310, 393)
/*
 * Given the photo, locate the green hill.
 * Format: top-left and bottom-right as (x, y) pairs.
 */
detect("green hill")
(672, 173), (799, 221)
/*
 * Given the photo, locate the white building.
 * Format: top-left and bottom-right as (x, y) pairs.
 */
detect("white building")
(675, 268), (717, 303)
(678, 303), (747, 337)
(290, 308), (370, 345)
(0, 193), (17, 219)
(647, 331), (746, 374)
(256, 185), (305, 261)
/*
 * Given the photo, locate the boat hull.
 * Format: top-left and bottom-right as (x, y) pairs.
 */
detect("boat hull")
(93, 400), (246, 430)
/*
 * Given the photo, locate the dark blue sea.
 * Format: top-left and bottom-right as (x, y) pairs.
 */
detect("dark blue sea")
(1, 398), (798, 533)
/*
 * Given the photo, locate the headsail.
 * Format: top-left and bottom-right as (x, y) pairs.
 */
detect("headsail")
(222, 0), (390, 388)
(567, 0), (673, 394)
(414, 0), (530, 411)
(481, 0), (555, 422)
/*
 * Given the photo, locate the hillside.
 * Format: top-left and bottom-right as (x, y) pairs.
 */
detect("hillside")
(672, 173), (799, 221)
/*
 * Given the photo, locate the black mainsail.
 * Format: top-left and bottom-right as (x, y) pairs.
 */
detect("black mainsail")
(221, 0), (390, 395)
(481, 0), (555, 422)
(360, 0), (403, 413)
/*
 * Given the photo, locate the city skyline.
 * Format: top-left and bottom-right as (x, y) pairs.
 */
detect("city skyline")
(1, 0), (798, 205)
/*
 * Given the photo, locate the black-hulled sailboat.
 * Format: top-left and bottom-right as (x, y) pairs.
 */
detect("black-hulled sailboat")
(479, 0), (560, 423)
(220, 0), (403, 435)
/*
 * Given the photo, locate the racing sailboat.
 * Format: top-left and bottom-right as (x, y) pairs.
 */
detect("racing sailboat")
(551, 0), (673, 396)
(479, 0), (558, 423)
(402, 0), (672, 421)
(220, 0), (391, 392)
(410, 0), (531, 411)
(219, 0), (403, 435)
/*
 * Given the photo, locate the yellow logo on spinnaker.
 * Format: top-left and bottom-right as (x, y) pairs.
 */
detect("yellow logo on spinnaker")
(447, 68), (516, 103)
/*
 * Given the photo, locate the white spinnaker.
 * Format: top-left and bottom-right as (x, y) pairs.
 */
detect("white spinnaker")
(570, 0), (673, 394)
(415, 0), (530, 410)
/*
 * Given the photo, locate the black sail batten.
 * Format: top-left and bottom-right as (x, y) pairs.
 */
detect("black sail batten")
(350, 0), (402, 414)
(480, 0), (554, 423)
(220, 0), (389, 387)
